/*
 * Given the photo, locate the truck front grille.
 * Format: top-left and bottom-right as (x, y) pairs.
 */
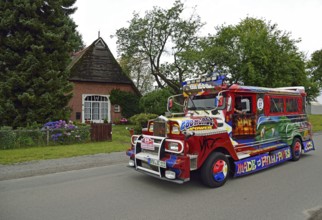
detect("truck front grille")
(153, 121), (167, 137)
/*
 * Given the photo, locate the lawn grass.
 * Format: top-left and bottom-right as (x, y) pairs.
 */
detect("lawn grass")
(0, 125), (132, 165)
(308, 114), (322, 132)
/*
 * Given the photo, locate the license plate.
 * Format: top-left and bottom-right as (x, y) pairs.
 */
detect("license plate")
(148, 158), (166, 168)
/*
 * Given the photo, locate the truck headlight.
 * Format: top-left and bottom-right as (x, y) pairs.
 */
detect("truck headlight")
(165, 141), (183, 153)
(128, 160), (135, 167)
(148, 122), (154, 132)
(169, 142), (179, 151)
(171, 124), (180, 134)
(131, 135), (139, 145)
(165, 170), (176, 179)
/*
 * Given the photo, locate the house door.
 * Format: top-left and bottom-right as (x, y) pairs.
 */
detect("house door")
(82, 95), (111, 123)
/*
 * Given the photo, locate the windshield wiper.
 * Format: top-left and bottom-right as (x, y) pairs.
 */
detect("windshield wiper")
(188, 106), (200, 114)
(188, 96), (200, 115)
(198, 107), (210, 114)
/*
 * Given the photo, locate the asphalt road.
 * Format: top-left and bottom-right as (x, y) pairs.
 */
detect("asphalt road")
(0, 135), (321, 220)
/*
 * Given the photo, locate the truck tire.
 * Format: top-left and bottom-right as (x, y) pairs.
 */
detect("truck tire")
(201, 152), (230, 188)
(290, 137), (302, 161)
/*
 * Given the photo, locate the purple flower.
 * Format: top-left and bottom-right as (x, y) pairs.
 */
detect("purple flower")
(43, 120), (79, 142)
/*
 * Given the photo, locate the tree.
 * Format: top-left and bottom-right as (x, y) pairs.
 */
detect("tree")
(0, 0), (83, 127)
(109, 89), (140, 118)
(115, 0), (203, 93)
(184, 17), (319, 101)
(307, 49), (322, 88)
(139, 88), (173, 115)
(306, 49), (322, 102)
(118, 55), (154, 95)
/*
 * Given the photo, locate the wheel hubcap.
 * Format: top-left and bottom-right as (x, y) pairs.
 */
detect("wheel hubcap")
(294, 142), (301, 157)
(212, 160), (228, 182)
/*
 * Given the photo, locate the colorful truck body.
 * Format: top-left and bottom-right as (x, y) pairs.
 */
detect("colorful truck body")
(126, 75), (315, 187)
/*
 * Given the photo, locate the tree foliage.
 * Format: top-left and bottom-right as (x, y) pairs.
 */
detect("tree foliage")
(0, 0), (84, 127)
(139, 88), (174, 115)
(115, 0), (203, 93)
(183, 17), (319, 101)
(307, 49), (322, 96)
(118, 55), (154, 95)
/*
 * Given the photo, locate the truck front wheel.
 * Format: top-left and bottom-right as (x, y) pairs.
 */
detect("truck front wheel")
(201, 152), (230, 188)
(290, 138), (302, 161)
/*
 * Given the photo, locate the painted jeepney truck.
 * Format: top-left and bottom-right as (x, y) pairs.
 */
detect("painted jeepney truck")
(126, 75), (315, 187)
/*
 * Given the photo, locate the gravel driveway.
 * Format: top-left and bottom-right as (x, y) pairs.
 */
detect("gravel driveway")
(0, 151), (127, 181)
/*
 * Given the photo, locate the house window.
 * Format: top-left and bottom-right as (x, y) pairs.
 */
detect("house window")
(76, 112), (81, 120)
(114, 105), (121, 113)
(83, 95), (110, 122)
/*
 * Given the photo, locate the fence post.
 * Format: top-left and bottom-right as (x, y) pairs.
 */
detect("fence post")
(46, 126), (49, 146)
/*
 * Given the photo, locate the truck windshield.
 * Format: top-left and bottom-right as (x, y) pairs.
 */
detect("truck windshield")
(187, 94), (225, 110)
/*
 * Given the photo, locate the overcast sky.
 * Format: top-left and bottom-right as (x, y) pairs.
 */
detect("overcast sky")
(72, 0), (322, 102)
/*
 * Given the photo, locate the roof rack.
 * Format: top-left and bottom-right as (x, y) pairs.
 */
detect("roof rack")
(275, 86), (305, 92)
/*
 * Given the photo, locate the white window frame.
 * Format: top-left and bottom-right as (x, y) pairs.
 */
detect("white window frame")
(82, 94), (111, 123)
(114, 104), (121, 113)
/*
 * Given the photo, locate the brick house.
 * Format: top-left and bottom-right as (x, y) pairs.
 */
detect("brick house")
(68, 37), (139, 123)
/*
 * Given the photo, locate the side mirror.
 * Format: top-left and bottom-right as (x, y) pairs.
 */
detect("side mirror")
(227, 96), (232, 111)
(168, 98), (173, 110)
(215, 96), (223, 107)
(218, 96), (223, 107)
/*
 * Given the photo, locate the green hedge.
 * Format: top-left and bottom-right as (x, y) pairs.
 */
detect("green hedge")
(0, 127), (16, 149)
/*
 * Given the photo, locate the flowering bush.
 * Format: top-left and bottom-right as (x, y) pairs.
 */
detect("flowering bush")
(43, 120), (76, 130)
(120, 118), (128, 124)
(42, 120), (90, 144)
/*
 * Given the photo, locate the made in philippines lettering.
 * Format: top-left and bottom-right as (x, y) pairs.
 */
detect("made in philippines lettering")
(235, 147), (292, 177)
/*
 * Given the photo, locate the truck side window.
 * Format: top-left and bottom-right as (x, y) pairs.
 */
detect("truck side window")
(270, 98), (284, 113)
(235, 97), (251, 114)
(234, 100), (243, 114)
(286, 98), (298, 113)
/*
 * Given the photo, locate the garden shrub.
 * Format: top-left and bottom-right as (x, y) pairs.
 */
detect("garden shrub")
(42, 120), (90, 145)
(15, 129), (45, 148)
(0, 126), (15, 149)
(129, 113), (158, 134)
(0, 121), (91, 149)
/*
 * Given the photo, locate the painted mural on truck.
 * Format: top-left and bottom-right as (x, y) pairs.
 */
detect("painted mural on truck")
(126, 74), (316, 188)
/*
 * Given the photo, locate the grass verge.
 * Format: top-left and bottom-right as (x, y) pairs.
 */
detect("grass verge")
(0, 125), (131, 165)
(308, 114), (322, 132)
